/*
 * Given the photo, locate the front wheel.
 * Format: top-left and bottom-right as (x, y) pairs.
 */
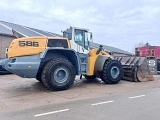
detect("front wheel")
(101, 60), (122, 84)
(41, 58), (75, 91)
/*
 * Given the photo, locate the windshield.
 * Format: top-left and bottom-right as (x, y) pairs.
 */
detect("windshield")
(74, 29), (89, 50)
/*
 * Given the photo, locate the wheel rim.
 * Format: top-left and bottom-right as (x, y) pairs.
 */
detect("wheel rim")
(110, 66), (120, 79)
(54, 67), (69, 83)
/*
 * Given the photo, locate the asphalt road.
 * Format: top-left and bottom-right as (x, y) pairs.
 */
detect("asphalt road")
(1, 88), (160, 120)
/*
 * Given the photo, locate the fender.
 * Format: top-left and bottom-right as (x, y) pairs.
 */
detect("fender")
(94, 55), (109, 72)
(39, 48), (81, 75)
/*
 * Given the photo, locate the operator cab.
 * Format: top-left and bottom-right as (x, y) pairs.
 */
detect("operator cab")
(63, 27), (93, 53)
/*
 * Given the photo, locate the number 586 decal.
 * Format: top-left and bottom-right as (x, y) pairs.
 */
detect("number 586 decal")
(19, 41), (39, 47)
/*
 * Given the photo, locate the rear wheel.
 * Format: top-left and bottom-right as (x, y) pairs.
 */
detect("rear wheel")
(41, 58), (75, 91)
(101, 59), (122, 84)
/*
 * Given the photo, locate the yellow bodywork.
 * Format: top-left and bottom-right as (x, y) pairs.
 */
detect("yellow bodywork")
(87, 48), (113, 75)
(7, 36), (111, 76)
(8, 36), (70, 58)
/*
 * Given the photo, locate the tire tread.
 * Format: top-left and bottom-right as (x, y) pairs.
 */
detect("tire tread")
(41, 58), (75, 91)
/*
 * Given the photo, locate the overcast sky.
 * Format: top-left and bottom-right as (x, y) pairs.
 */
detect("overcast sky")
(1, 0), (160, 52)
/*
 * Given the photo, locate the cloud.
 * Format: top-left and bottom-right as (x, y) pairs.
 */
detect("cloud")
(0, 0), (160, 52)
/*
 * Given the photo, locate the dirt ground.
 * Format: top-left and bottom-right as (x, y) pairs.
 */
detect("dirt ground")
(0, 74), (160, 112)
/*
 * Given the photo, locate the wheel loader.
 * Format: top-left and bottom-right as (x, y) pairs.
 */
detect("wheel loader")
(2, 27), (154, 91)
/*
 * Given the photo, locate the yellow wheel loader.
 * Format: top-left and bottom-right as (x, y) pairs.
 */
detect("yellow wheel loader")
(2, 27), (153, 91)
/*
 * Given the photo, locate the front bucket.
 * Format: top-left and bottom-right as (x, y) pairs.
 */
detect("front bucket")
(115, 56), (154, 82)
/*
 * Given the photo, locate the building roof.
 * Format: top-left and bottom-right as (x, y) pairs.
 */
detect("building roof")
(90, 42), (132, 55)
(0, 20), (131, 55)
(0, 21), (62, 37)
(0, 23), (13, 36)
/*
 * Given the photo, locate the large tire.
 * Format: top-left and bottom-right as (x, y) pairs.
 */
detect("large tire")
(36, 53), (66, 83)
(41, 58), (75, 91)
(101, 59), (122, 84)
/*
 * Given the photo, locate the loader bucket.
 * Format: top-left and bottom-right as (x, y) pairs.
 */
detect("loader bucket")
(115, 56), (154, 82)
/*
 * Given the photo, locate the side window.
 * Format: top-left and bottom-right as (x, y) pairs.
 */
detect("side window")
(84, 32), (89, 50)
(74, 29), (89, 50)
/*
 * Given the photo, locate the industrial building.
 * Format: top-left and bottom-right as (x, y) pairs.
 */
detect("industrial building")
(135, 44), (160, 74)
(0, 20), (131, 58)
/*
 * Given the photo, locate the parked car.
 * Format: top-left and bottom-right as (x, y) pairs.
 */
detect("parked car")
(0, 59), (12, 74)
